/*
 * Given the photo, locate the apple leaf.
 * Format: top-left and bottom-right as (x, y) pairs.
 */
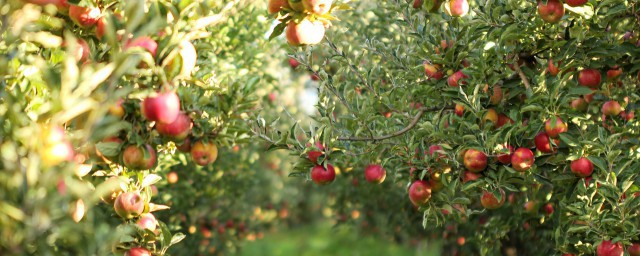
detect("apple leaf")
(141, 174), (162, 188)
(95, 142), (122, 157)
(268, 22), (288, 41)
(170, 233), (186, 247)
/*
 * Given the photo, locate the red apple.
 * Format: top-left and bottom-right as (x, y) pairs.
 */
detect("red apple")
(629, 243), (640, 256)
(302, 0), (333, 15)
(543, 203), (554, 215)
(578, 69), (602, 89)
(455, 104), (464, 117)
(108, 99), (125, 118)
(545, 116), (567, 138)
(307, 150), (323, 164)
(141, 91), (181, 124)
(413, 0), (423, 8)
(463, 149), (488, 173)
(409, 180), (432, 206)
(606, 66), (622, 80)
(114, 191), (145, 219)
(126, 247), (151, 256)
(596, 240), (623, 256)
(122, 144), (157, 170)
(63, 38), (90, 63)
(483, 108), (499, 127)
(570, 98), (588, 112)
(125, 36), (158, 57)
(548, 59), (561, 76)
(268, 0), (290, 14)
(364, 164), (386, 184)
(176, 137), (192, 153)
(136, 213), (157, 231)
(570, 157), (594, 178)
(311, 164), (336, 185)
(523, 200), (537, 214)
(289, 57), (300, 69)
(496, 144), (514, 164)
(69, 5), (100, 28)
(156, 112), (192, 141)
(484, 84), (503, 105)
(462, 170), (482, 183)
(424, 62), (444, 80)
(511, 148), (534, 172)
(620, 110), (635, 121)
(534, 132), (558, 154)
(428, 144), (446, 160)
(447, 70), (468, 87)
(95, 17), (107, 40)
(285, 19), (325, 46)
(190, 141), (218, 166)
(496, 114), (514, 128)
(601, 100), (622, 116)
(565, 0), (588, 7)
(446, 0), (469, 17)
(481, 189), (505, 209)
(537, 0), (564, 23)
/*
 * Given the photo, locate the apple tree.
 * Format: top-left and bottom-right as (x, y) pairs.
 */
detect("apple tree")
(262, 0), (640, 255)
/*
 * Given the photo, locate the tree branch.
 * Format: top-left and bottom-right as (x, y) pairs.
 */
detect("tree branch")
(512, 58), (532, 93)
(337, 106), (451, 142)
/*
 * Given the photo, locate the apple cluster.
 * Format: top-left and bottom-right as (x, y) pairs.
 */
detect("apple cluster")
(268, 0), (343, 46)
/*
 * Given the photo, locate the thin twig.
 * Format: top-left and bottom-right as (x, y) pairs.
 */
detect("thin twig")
(337, 106), (451, 142)
(512, 57), (532, 93)
(325, 37), (378, 98)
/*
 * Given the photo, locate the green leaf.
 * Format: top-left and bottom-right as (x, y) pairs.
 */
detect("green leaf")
(95, 142), (122, 157)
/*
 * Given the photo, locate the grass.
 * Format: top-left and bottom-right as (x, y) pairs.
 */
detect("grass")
(240, 222), (441, 256)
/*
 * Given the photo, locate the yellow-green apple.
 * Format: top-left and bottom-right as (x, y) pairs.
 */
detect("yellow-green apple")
(286, 19), (325, 46)
(481, 189), (505, 209)
(302, 0), (333, 15)
(496, 144), (514, 164)
(424, 61), (444, 80)
(409, 180), (432, 206)
(114, 191), (145, 219)
(534, 132), (558, 154)
(126, 247), (151, 256)
(190, 141), (218, 165)
(545, 116), (567, 138)
(447, 70), (467, 87)
(570, 157), (593, 178)
(511, 148), (534, 172)
(311, 164), (336, 185)
(141, 91), (180, 124)
(39, 125), (74, 167)
(108, 99), (125, 118)
(482, 108), (499, 127)
(122, 144), (157, 170)
(364, 164), (386, 184)
(537, 0), (564, 23)
(268, 0), (290, 14)
(596, 240), (623, 256)
(565, 0), (587, 7)
(570, 98), (588, 111)
(578, 69), (602, 89)
(136, 213), (157, 231)
(156, 112), (192, 141)
(69, 5), (100, 28)
(601, 100), (621, 116)
(463, 149), (488, 173)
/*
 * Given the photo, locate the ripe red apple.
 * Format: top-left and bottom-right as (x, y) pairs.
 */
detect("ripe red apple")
(484, 84), (503, 105)
(511, 148), (534, 172)
(629, 243), (640, 256)
(534, 132), (558, 154)
(537, 0), (564, 23)
(114, 191), (145, 219)
(95, 17), (107, 40)
(311, 164), (336, 185)
(570, 157), (593, 178)
(606, 66), (622, 80)
(190, 141), (218, 166)
(125, 36), (158, 59)
(428, 144), (446, 160)
(578, 69), (602, 89)
(156, 112), (192, 141)
(565, 0), (588, 7)
(136, 213), (157, 231)
(596, 240), (623, 256)
(307, 150), (323, 164)
(454, 104), (464, 117)
(496, 114), (514, 128)
(447, 70), (467, 87)
(364, 164), (386, 184)
(409, 180), (432, 206)
(481, 189), (505, 209)
(122, 144), (157, 170)
(285, 19), (325, 46)
(462, 170), (482, 183)
(545, 116), (567, 138)
(543, 203), (554, 215)
(176, 137), (192, 153)
(141, 91), (181, 124)
(463, 149), (488, 173)
(63, 38), (90, 63)
(413, 0), (423, 8)
(570, 98), (588, 112)
(268, 0), (290, 14)
(69, 5), (100, 28)
(548, 59), (560, 76)
(289, 57), (300, 69)
(496, 144), (514, 164)
(126, 247), (151, 256)
(601, 100), (622, 116)
(302, 0), (333, 15)
(424, 62), (444, 80)
(445, 0), (469, 17)
(620, 110), (635, 121)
